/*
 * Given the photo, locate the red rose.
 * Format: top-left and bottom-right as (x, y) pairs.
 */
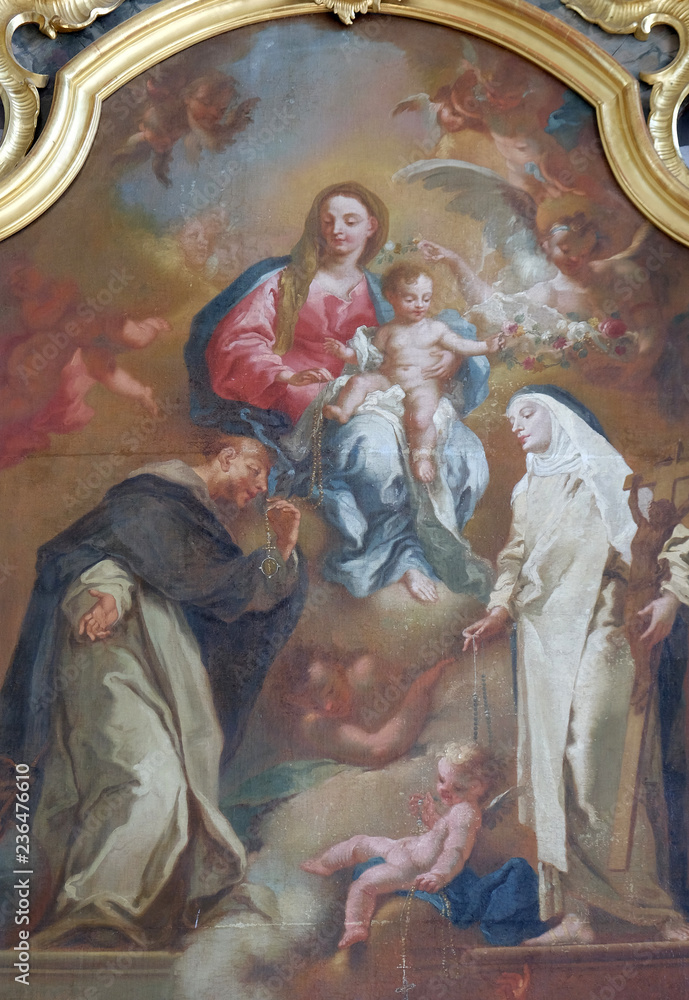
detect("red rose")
(599, 318), (627, 339)
(614, 345), (627, 356)
(522, 357), (536, 371)
(553, 337), (567, 350)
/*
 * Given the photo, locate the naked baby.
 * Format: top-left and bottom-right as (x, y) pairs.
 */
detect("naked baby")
(322, 262), (503, 482)
(301, 742), (505, 948)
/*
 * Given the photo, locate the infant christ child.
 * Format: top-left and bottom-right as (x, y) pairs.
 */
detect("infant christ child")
(322, 262), (503, 482)
(301, 742), (507, 948)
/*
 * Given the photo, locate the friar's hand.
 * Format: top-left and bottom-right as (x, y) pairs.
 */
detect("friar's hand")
(267, 498), (301, 562)
(78, 589), (119, 642)
(638, 592), (681, 647)
(462, 606), (512, 651)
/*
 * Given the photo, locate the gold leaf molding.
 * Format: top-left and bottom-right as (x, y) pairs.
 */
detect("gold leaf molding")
(1, 0), (689, 246)
(0, 0), (124, 175)
(314, 0), (386, 25)
(564, 0), (689, 181)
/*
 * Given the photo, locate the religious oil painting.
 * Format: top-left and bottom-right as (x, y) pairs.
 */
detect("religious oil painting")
(2, 7), (689, 999)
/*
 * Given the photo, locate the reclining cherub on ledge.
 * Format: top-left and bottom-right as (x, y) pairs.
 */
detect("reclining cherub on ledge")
(301, 741), (544, 948)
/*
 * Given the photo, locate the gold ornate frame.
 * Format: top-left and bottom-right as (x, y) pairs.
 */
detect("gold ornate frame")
(1, 0), (689, 246)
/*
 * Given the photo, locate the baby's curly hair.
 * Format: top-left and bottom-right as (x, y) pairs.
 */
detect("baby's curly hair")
(439, 742), (508, 803)
(381, 261), (434, 302)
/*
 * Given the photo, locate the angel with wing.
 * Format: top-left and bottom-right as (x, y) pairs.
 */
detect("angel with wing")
(395, 159), (677, 388)
(392, 43), (605, 209)
(113, 67), (258, 187)
(301, 742), (546, 948)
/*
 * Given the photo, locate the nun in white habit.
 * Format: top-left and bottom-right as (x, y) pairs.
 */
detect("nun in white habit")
(464, 385), (689, 944)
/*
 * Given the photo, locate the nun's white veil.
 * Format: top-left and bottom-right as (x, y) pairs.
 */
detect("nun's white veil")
(507, 391), (636, 563)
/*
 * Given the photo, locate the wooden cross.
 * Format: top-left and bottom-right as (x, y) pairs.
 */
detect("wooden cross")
(609, 441), (689, 871)
(627, 441), (689, 505)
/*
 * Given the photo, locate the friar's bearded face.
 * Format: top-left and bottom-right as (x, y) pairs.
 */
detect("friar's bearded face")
(218, 441), (271, 508)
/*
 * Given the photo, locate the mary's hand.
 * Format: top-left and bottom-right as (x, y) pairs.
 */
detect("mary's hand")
(277, 368), (333, 386)
(422, 349), (459, 381)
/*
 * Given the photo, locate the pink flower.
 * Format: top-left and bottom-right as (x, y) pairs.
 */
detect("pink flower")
(599, 318), (627, 339)
(502, 321), (519, 336)
(614, 344), (627, 356)
(553, 337), (567, 350)
(522, 357), (536, 371)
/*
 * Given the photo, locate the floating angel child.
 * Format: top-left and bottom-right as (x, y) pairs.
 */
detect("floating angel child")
(301, 742), (544, 948)
(392, 44), (599, 207)
(0, 261), (169, 468)
(113, 67), (258, 187)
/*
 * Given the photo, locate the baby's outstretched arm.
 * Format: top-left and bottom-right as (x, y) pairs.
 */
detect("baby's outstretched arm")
(414, 803), (481, 892)
(438, 324), (503, 357)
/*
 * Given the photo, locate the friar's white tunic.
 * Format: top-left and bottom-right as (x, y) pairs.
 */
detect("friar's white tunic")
(33, 462), (295, 945)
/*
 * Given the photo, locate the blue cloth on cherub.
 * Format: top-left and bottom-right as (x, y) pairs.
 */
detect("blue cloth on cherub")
(352, 856), (547, 946)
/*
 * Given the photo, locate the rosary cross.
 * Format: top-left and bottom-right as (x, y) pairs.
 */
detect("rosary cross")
(394, 973), (416, 997)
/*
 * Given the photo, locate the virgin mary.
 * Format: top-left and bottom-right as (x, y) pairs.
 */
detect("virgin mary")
(185, 182), (492, 603)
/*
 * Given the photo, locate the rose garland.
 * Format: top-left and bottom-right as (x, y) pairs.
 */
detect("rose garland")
(498, 315), (636, 373)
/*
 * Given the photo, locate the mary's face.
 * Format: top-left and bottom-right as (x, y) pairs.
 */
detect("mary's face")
(319, 195), (378, 260)
(508, 400), (552, 454)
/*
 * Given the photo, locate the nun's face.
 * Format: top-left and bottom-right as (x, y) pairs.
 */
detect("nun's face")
(508, 400), (552, 454)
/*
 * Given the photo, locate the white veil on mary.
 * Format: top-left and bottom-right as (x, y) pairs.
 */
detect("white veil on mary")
(507, 385), (636, 563)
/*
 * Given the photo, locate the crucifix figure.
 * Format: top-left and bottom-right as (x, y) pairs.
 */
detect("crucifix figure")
(609, 441), (689, 870)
